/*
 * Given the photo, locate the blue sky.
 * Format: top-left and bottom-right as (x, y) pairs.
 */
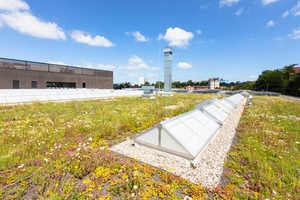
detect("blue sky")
(0, 0), (299, 84)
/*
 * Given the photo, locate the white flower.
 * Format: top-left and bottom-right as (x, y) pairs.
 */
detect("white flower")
(133, 185), (138, 190)
(44, 158), (49, 163)
(88, 137), (93, 142)
(18, 164), (24, 168)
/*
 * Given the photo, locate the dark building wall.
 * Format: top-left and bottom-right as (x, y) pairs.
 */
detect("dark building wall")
(0, 69), (113, 89)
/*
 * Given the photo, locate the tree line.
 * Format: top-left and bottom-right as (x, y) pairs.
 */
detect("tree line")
(115, 64), (300, 97)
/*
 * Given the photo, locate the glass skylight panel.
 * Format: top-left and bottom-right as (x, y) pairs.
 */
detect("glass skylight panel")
(206, 121), (221, 132)
(135, 127), (159, 146)
(169, 123), (194, 142)
(184, 135), (205, 157)
(202, 104), (228, 124)
(162, 119), (181, 129)
(220, 99), (235, 111)
(183, 117), (205, 133)
(196, 126), (213, 141)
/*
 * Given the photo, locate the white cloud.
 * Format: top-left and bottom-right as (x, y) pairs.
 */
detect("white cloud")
(147, 74), (157, 77)
(250, 75), (258, 78)
(288, 27), (300, 39)
(119, 55), (160, 70)
(282, 10), (289, 18)
(196, 40), (205, 44)
(219, 0), (240, 7)
(48, 61), (67, 65)
(236, 7), (243, 15)
(196, 30), (202, 35)
(266, 20), (275, 28)
(83, 61), (115, 70)
(262, 0), (279, 5)
(0, 0), (66, 40)
(0, 0), (29, 11)
(282, 1), (300, 18)
(200, 4), (211, 9)
(157, 33), (164, 40)
(177, 62), (193, 69)
(132, 31), (149, 42)
(275, 36), (283, 41)
(70, 30), (114, 47)
(163, 27), (194, 48)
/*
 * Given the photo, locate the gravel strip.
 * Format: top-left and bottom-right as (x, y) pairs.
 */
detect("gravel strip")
(110, 98), (247, 188)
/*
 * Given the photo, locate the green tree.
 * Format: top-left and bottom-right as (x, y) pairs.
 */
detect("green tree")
(143, 81), (150, 86)
(200, 80), (208, 86)
(155, 81), (164, 89)
(172, 81), (182, 88)
(254, 70), (285, 93)
(282, 64), (298, 95)
(187, 80), (194, 86)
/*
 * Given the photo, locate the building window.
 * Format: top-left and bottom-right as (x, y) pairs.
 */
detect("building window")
(46, 82), (76, 88)
(82, 83), (86, 88)
(31, 81), (37, 88)
(13, 80), (19, 89)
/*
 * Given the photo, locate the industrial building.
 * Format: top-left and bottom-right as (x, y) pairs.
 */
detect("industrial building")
(0, 57), (113, 89)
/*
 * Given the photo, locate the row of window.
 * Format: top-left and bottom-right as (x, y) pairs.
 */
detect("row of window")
(12, 81), (86, 89)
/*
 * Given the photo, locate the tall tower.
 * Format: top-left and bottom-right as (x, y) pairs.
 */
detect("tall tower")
(163, 47), (173, 93)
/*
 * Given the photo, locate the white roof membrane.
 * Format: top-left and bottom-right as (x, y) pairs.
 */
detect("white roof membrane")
(0, 89), (143, 104)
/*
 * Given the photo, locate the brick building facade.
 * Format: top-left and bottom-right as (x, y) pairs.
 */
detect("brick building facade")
(0, 58), (113, 89)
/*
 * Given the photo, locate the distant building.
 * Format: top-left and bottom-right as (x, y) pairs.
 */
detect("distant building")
(293, 66), (300, 74)
(0, 57), (113, 89)
(139, 77), (146, 86)
(185, 85), (210, 90)
(208, 78), (220, 89)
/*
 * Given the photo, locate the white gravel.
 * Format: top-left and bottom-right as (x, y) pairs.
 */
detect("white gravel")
(110, 98), (247, 188)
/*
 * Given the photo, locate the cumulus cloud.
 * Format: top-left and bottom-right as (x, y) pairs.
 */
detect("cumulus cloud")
(282, 1), (300, 18)
(177, 62), (193, 69)
(163, 27), (194, 48)
(119, 55), (160, 70)
(0, 0), (29, 11)
(287, 27), (300, 39)
(70, 30), (114, 47)
(236, 7), (243, 15)
(219, 0), (240, 7)
(266, 20), (275, 28)
(132, 31), (149, 42)
(262, 0), (279, 5)
(0, 0), (66, 40)
(83, 61), (115, 70)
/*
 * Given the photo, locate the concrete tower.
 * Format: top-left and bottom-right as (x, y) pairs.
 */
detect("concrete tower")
(163, 47), (173, 94)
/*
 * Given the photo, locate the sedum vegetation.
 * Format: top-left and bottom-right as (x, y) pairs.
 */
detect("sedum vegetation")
(0, 93), (299, 199)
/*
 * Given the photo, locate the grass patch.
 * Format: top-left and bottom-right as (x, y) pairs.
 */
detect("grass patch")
(225, 96), (300, 199)
(0, 93), (299, 199)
